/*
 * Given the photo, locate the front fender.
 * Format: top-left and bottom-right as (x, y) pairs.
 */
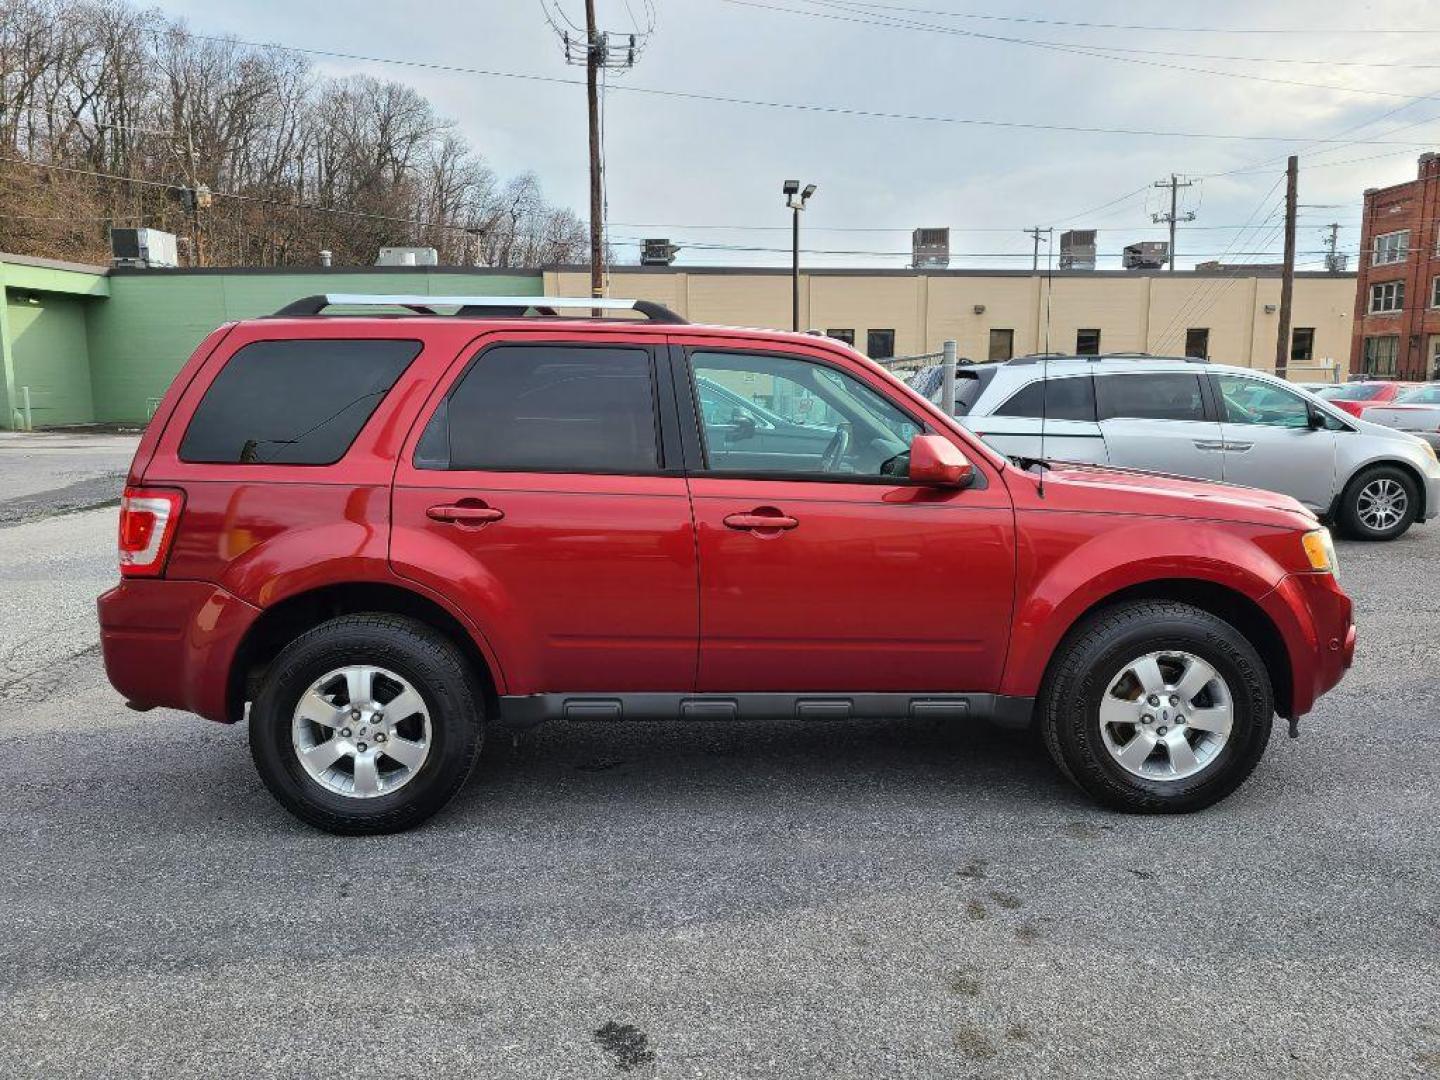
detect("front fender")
(999, 511), (1291, 699)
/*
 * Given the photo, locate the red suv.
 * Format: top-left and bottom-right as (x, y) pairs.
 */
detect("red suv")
(98, 295), (1355, 833)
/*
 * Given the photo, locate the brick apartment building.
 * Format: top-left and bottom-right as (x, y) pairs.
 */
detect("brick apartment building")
(1352, 153), (1440, 380)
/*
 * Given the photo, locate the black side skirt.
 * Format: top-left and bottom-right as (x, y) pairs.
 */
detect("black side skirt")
(496, 692), (1034, 730)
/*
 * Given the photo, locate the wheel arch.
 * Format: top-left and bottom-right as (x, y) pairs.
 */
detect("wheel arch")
(226, 581), (502, 724)
(1332, 456), (1428, 521)
(1039, 578), (1293, 720)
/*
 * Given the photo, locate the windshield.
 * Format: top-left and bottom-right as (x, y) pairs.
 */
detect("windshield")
(1320, 384), (1385, 401)
(1395, 385), (1440, 405)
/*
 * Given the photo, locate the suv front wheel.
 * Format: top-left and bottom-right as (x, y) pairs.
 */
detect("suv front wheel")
(249, 614), (483, 834)
(1040, 601), (1273, 813)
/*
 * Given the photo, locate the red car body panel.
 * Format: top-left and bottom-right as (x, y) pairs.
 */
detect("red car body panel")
(98, 315), (1356, 728)
(1324, 382), (1416, 418)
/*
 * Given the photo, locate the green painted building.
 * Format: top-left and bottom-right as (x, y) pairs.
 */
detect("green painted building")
(0, 252), (543, 429)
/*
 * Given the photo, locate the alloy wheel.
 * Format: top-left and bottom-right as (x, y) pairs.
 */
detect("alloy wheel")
(1357, 477), (1408, 533)
(291, 665), (431, 798)
(1098, 650), (1233, 782)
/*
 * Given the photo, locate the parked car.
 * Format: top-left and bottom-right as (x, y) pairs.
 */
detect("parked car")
(99, 296), (1355, 833)
(936, 356), (1440, 541)
(1361, 383), (1440, 449)
(1314, 380), (1416, 417)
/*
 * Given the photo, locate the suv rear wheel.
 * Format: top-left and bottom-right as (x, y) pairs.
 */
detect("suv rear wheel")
(249, 614), (483, 834)
(1337, 464), (1419, 541)
(1040, 601), (1273, 813)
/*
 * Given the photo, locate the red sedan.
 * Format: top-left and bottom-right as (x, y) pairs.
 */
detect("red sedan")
(1316, 380), (1418, 417)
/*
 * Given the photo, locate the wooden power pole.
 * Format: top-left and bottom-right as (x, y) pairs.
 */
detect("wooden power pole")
(585, 0), (603, 300)
(1275, 155), (1298, 376)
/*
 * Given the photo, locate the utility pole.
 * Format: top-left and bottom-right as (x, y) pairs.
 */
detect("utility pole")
(1024, 226), (1051, 273)
(1152, 174), (1197, 272)
(783, 180), (817, 331)
(553, 3), (644, 300)
(1322, 222), (1347, 273)
(1275, 156), (1299, 377)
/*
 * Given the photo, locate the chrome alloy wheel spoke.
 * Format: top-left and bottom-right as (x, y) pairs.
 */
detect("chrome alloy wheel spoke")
(290, 665), (432, 799)
(1097, 650), (1234, 782)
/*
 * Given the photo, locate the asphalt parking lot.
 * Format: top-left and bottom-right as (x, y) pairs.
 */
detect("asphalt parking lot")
(0, 432), (1436, 1079)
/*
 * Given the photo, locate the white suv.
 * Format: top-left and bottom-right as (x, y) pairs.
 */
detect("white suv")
(923, 355), (1440, 541)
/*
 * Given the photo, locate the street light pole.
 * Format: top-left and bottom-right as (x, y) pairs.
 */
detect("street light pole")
(783, 180), (816, 332)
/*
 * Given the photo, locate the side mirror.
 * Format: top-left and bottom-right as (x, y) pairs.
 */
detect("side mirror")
(1307, 407), (1328, 431)
(729, 413), (757, 441)
(908, 433), (974, 488)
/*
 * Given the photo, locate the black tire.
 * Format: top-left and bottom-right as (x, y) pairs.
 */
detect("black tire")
(1039, 601), (1273, 813)
(249, 614), (483, 834)
(1336, 464), (1419, 541)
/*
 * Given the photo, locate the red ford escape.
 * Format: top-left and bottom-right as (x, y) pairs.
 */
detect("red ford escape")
(98, 295), (1356, 834)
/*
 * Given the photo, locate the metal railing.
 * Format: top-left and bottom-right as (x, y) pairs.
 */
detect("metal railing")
(873, 340), (959, 412)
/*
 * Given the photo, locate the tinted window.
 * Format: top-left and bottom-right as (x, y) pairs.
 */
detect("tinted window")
(1322, 383), (1384, 401)
(691, 350), (914, 477)
(418, 345), (658, 473)
(993, 375), (1096, 421)
(1096, 373), (1207, 422)
(866, 329), (896, 359)
(1216, 375), (1310, 429)
(180, 339), (421, 465)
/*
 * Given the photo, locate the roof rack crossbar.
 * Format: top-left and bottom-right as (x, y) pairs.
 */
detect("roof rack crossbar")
(269, 294), (687, 323)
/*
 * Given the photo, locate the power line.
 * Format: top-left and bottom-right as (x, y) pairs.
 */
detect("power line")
(176, 30), (1440, 146)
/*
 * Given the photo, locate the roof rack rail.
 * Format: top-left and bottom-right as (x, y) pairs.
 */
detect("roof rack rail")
(269, 294), (688, 324)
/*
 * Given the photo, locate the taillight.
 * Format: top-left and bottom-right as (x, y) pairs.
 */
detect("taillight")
(118, 487), (184, 577)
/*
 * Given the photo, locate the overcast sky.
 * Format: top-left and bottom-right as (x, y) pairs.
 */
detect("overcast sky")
(156, 0), (1440, 270)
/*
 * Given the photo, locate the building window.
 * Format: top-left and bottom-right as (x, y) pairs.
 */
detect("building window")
(1291, 327), (1315, 363)
(826, 328), (855, 345)
(1184, 328), (1209, 359)
(1369, 280), (1405, 313)
(988, 329), (1015, 361)
(1432, 278), (1440, 308)
(1372, 230), (1410, 266)
(865, 329), (895, 359)
(1363, 335), (1399, 376)
(1076, 328), (1101, 355)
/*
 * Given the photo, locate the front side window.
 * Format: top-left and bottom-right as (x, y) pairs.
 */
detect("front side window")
(1362, 336), (1400, 376)
(1372, 230), (1410, 266)
(1216, 375), (1311, 429)
(1096, 372), (1207, 422)
(1370, 281), (1405, 313)
(993, 375), (1096, 421)
(691, 350), (916, 478)
(1076, 328), (1102, 356)
(416, 345), (658, 473)
(866, 329), (896, 359)
(180, 338), (422, 465)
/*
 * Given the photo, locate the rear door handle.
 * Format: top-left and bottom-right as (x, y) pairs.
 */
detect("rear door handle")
(427, 503), (505, 525)
(1225, 441), (1254, 453)
(723, 509), (799, 532)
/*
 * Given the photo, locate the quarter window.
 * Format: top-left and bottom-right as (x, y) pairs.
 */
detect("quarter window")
(993, 375), (1096, 421)
(690, 350), (916, 478)
(179, 338), (422, 465)
(415, 345), (659, 473)
(1216, 375), (1310, 429)
(1372, 230), (1409, 266)
(1370, 281), (1405, 313)
(1096, 372), (1207, 422)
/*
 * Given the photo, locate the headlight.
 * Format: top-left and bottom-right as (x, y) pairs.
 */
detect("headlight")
(1301, 527), (1338, 575)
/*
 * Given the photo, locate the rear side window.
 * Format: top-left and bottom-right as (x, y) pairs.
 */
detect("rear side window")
(993, 375), (1096, 421)
(416, 345), (659, 473)
(179, 339), (421, 465)
(1096, 373), (1207, 422)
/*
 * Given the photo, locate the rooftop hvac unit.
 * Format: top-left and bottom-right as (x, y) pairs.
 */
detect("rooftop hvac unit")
(376, 247), (439, 267)
(1059, 229), (1097, 270)
(641, 238), (679, 266)
(110, 228), (179, 269)
(1122, 241), (1169, 270)
(912, 227), (950, 269)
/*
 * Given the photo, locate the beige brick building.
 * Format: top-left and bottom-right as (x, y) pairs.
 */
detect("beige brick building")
(546, 266), (1356, 378)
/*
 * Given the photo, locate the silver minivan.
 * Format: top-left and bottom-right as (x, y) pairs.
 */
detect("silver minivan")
(928, 356), (1440, 541)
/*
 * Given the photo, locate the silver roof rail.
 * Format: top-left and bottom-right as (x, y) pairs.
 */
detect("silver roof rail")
(269, 294), (687, 324)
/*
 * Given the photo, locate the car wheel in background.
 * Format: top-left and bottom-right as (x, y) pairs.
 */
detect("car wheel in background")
(249, 614), (483, 834)
(1039, 601), (1273, 813)
(1337, 465), (1419, 541)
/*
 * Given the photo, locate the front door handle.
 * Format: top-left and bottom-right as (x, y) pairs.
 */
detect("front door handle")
(723, 508), (799, 533)
(427, 502), (505, 526)
(1193, 440), (1227, 452)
